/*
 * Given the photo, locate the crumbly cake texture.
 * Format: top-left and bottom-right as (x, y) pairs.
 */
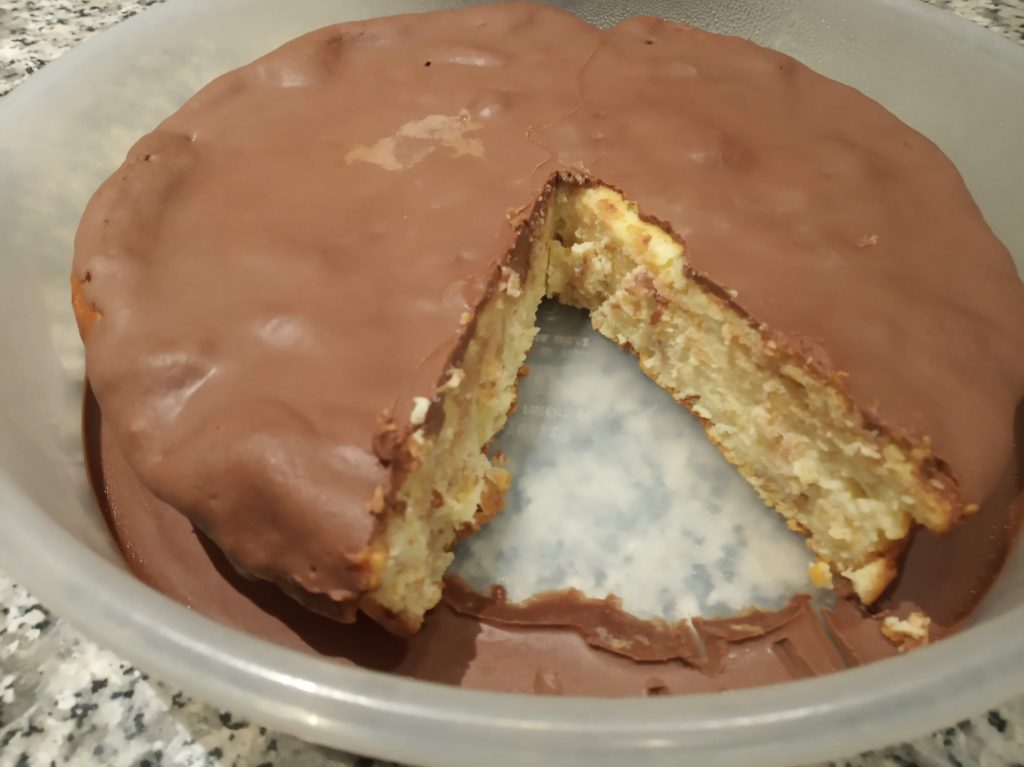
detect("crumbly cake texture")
(72, 3), (1024, 633)
(369, 180), (970, 627)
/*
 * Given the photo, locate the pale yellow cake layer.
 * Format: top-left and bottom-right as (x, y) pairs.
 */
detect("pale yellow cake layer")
(367, 211), (553, 629)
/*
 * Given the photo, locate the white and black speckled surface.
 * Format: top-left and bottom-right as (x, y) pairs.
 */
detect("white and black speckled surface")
(2, 1), (1024, 765)
(925, 0), (1024, 40)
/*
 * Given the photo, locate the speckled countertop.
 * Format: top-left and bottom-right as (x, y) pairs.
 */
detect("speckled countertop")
(2, 1), (1024, 765)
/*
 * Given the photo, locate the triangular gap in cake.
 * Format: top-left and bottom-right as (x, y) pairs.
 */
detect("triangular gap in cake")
(361, 174), (964, 635)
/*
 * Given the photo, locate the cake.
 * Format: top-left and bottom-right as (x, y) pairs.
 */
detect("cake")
(71, 3), (1024, 634)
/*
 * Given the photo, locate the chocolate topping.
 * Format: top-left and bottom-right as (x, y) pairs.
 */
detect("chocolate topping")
(443, 576), (702, 664)
(73, 4), (1024, 616)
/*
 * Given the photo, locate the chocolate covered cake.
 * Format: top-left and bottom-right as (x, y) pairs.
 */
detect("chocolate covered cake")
(72, 3), (1024, 637)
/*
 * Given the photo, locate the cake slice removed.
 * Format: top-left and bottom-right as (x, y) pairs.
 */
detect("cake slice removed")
(547, 184), (967, 603)
(360, 179), (968, 633)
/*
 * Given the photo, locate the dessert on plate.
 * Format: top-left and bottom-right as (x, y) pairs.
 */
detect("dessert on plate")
(73, 2), (1024, 667)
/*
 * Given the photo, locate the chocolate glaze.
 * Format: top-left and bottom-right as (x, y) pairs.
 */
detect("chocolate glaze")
(72, 4), (1024, 617)
(695, 596), (842, 677)
(443, 576), (703, 664)
(86, 388), (885, 695)
(824, 599), (913, 667)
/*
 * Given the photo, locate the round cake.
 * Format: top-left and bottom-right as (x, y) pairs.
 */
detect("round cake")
(72, 3), (1024, 637)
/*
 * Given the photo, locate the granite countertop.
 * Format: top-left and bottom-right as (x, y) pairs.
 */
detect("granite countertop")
(2, 1), (1024, 765)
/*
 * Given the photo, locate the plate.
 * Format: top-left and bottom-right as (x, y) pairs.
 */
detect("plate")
(0, 2), (1022, 765)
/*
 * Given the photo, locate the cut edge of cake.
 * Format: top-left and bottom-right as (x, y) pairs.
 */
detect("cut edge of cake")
(359, 191), (556, 633)
(356, 174), (972, 634)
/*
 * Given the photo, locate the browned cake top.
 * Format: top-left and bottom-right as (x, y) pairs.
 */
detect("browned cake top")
(73, 3), (1024, 606)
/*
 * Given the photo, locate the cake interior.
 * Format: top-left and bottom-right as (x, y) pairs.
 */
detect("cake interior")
(368, 182), (959, 631)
